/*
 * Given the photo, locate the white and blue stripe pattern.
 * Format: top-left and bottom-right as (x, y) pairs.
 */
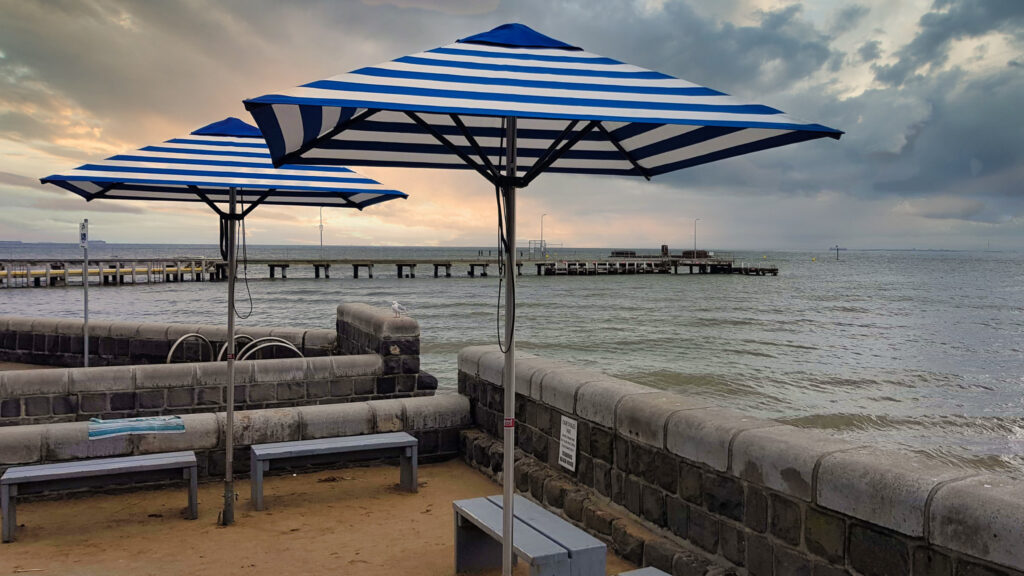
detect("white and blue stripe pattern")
(42, 117), (407, 209)
(88, 416), (186, 439)
(243, 24), (841, 179)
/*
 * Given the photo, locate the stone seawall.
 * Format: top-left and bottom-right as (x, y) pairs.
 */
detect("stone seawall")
(0, 316), (337, 367)
(458, 345), (1024, 576)
(0, 394), (470, 481)
(336, 303), (437, 391)
(0, 355), (431, 426)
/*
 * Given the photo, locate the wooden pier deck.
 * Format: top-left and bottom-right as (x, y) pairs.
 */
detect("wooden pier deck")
(0, 255), (777, 288)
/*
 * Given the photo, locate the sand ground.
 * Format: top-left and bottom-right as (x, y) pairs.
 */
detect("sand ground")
(0, 459), (634, 575)
(0, 361), (47, 371)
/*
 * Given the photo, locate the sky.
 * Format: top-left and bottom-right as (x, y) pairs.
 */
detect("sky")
(0, 0), (1022, 251)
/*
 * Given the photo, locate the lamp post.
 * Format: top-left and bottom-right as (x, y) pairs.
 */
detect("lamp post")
(541, 213), (547, 257)
(694, 218), (701, 258)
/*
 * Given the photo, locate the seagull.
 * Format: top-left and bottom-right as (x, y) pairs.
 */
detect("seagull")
(391, 301), (408, 318)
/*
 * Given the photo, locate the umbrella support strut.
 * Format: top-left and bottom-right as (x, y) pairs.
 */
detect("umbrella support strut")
(501, 117), (518, 576)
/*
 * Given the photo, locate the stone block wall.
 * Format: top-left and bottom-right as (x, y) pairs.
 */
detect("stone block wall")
(0, 316), (337, 367)
(0, 394), (471, 481)
(0, 354), (438, 426)
(336, 303), (438, 393)
(458, 345), (1024, 576)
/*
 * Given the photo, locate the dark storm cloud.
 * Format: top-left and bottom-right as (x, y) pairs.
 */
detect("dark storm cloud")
(858, 40), (882, 62)
(872, 0), (1024, 87)
(830, 4), (870, 36)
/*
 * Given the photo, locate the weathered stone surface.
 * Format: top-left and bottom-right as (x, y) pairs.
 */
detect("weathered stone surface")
(196, 386), (223, 406)
(584, 505), (616, 535)
(477, 350), (508, 389)
(137, 413), (219, 452)
(805, 507), (845, 564)
(929, 475), (1024, 572)
(775, 547), (812, 576)
(538, 367), (605, 413)
(80, 393), (108, 413)
(217, 407), (299, 446)
(367, 398), (405, 432)
(689, 506), (720, 553)
(611, 519), (646, 565)
(771, 493), (803, 546)
(0, 424), (44, 463)
(642, 483), (666, 526)
(402, 394), (470, 430)
(2, 368), (70, 397)
(624, 473), (642, 516)
(254, 357), (307, 384)
(913, 548), (953, 576)
(329, 354), (381, 377)
(574, 377), (655, 429)
(644, 538), (683, 573)
(746, 485), (769, 533)
(591, 425), (615, 462)
(109, 391), (135, 411)
(817, 448), (974, 537)
(137, 389), (165, 410)
(679, 461), (703, 504)
(276, 381), (306, 401)
(44, 422), (133, 460)
(673, 549), (712, 576)
(848, 523), (909, 576)
(166, 387), (195, 407)
(704, 472), (745, 522)
(731, 425), (859, 501)
(721, 521), (747, 566)
(134, 363), (195, 389)
(457, 345), (494, 378)
(514, 356), (566, 399)
(617, 391), (711, 449)
(813, 563), (850, 576)
(298, 403), (374, 439)
(666, 407), (777, 472)
(594, 459), (612, 497)
(747, 533), (774, 576)
(69, 365), (135, 393)
(338, 303), (419, 338)
(666, 496), (689, 538)
(544, 478), (571, 509)
(564, 489), (588, 522)
(23, 395), (50, 416)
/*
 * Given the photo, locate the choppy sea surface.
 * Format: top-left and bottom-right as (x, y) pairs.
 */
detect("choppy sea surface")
(2, 243), (1022, 475)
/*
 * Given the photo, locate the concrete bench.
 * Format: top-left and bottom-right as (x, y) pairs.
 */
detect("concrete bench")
(250, 431), (418, 511)
(454, 494), (606, 576)
(1, 451), (198, 543)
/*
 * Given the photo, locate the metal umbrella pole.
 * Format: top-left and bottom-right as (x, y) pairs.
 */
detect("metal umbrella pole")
(222, 186), (238, 525)
(501, 117), (518, 576)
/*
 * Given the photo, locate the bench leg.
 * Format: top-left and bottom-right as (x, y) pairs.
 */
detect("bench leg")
(401, 445), (418, 493)
(187, 465), (198, 520)
(253, 460), (268, 511)
(2, 484), (13, 543)
(454, 513), (503, 573)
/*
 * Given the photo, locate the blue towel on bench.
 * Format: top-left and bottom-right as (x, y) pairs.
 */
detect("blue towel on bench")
(88, 416), (185, 439)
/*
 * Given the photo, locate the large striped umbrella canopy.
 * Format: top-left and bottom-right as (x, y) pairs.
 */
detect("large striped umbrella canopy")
(243, 23), (840, 574)
(42, 116), (406, 212)
(41, 116), (406, 528)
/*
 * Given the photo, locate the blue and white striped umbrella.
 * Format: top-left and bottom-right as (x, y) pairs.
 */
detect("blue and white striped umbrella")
(242, 24), (840, 572)
(42, 117), (407, 210)
(243, 23), (841, 181)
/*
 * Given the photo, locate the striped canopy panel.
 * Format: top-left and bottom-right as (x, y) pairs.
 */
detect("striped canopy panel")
(244, 24), (841, 182)
(41, 117), (407, 210)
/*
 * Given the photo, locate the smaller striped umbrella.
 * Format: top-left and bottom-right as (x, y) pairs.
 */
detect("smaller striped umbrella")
(41, 117), (406, 525)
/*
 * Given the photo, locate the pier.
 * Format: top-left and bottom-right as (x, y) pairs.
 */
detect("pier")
(0, 253), (777, 288)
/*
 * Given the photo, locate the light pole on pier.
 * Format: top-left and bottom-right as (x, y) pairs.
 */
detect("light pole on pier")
(541, 213), (547, 257)
(694, 218), (701, 258)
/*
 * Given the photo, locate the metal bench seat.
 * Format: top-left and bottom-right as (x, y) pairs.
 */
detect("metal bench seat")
(1, 451), (198, 543)
(454, 494), (606, 576)
(249, 431), (418, 511)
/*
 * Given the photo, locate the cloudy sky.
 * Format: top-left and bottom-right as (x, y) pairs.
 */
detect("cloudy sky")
(1, 0), (1021, 250)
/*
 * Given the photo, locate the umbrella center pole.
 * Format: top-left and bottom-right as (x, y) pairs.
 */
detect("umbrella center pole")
(222, 187), (239, 526)
(501, 117), (518, 576)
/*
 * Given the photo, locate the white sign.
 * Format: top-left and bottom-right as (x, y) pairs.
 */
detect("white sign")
(558, 416), (578, 472)
(79, 220), (88, 248)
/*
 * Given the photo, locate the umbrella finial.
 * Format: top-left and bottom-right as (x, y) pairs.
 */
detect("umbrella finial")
(458, 23), (581, 51)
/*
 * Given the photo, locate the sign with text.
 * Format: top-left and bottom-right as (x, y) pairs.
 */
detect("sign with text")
(558, 416), (578, 472)
(79, 220), (88, 248)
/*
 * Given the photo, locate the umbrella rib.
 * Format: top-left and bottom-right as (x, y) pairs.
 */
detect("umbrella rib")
(87, 183), (119, 200)
(524, 119), (579, 181)
(279, 108), (380, 166)
(189, 186), (230, 219)
(596, 122), (651, 181)
(404, 111), (498, 186)
(521, 120), (600, 186)
(449, 114), (500, 180)
(240, 189), (274, 218)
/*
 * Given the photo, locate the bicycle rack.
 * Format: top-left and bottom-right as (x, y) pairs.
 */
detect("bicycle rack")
(166, 333), (215, 364)
(235, 337), (304, 362)
(216, 334), (255, 362)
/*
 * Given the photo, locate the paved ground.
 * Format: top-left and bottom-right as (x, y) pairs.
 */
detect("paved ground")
(0, 459), (634, 575)
(0, 361), (48, 371)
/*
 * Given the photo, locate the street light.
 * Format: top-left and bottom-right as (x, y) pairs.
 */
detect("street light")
(541, 213), (547, 257)
(694, 218), (701, 258)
